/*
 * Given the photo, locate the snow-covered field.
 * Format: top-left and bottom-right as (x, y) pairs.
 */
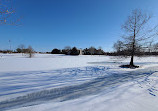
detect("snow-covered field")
(0, 53), (158, 111)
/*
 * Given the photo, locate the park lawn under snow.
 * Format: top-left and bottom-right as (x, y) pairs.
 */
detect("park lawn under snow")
(0, 53), (158, 111)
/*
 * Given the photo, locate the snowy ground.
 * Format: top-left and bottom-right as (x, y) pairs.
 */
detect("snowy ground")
(0, 53), (158, 111)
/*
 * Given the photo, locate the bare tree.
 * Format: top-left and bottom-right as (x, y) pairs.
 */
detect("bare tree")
(113, 40), (124, 52)
(145, 40), (154, 53)
(89, 46), (95, 55)
(121, 9), (157, 67)
(64, 46), (71, 50)
(27, 46), (34, 58)
(63, 46), (71, 55)
(18, 44), (25, 55)
(98, 46), (102, 50)
(153, 43), (158, 52)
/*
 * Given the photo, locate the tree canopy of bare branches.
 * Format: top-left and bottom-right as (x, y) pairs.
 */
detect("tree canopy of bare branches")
(0, 0), (20, 25)
(116, 9), (158, 68)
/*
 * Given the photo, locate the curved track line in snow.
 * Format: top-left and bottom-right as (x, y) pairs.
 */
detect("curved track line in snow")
(0, 68), (157, 111)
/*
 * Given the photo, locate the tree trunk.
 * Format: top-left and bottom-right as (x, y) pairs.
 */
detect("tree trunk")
(130, 39), (135, 66)
(130, 55), (134, 66)
(130, 18), (136, 66)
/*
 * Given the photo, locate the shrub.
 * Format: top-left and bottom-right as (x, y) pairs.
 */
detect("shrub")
(70, 47), (79, 55)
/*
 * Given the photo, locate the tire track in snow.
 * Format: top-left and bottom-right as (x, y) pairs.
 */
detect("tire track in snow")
(0, 68), (157, 111)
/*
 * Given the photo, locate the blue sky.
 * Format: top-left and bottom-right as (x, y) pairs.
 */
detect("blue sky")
(0, 0), (158, 52)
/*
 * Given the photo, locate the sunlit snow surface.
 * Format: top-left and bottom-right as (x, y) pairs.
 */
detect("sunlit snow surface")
(0, 54), (158, 111)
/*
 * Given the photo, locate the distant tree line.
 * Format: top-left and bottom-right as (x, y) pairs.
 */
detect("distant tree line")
(0, 50), (13, 53)
(112, 40), (158, 56)
(51, 46), (105, 55)
(83, 47), (105, 55)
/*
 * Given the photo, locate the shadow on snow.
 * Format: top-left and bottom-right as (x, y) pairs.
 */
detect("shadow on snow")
(0, 66), (157, 110)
